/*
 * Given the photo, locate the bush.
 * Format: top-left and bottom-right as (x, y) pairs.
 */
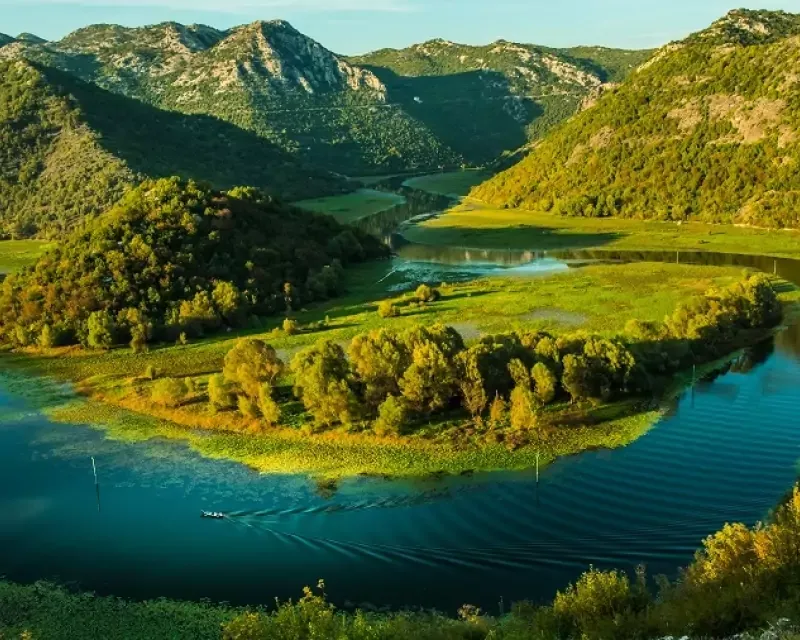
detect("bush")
(378, 300), (399, 318)
(258, 383), (281, 427)
(415, 283), (440, 303)
(208, 374), (234, 411)
(237, 394), (259, 418)
(283, 318), (299, 335)
(150, 378), (187, 408)
(374, 395), (408, 435)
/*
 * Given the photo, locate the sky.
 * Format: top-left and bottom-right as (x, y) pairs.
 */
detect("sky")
(2, 0), (800, 54)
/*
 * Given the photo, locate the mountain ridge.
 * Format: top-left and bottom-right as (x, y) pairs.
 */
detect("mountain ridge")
(472, 8), (800, 229)
(0, 19), (647, 173)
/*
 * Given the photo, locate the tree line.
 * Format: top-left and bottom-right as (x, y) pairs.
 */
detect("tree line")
(167, 273), (781, 436)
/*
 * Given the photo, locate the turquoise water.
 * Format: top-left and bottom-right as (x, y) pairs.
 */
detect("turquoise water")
(1, 252), (799, 612)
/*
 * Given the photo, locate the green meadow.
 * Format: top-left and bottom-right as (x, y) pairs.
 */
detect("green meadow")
(0, 239), (54, 273)
(402, 170), (490, 198)
(294, 189), (406, 223)
(402, 200), (800, 258)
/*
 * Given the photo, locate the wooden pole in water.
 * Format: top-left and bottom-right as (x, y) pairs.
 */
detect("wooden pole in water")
(535, 451), (540, 484)
(775, 260), (778, 275)
(91, 457), (101, 512)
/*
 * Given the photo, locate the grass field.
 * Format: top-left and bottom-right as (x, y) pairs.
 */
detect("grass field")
(403, 200), (800, 258)
(4, 261), (795, 478)
(294, 189), (406, 223)
(0, 240), (54, 274)
(403, 170), (490, 198)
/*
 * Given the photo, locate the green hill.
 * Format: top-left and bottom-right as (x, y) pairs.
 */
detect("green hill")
(349, 40), (650, 165)
(0, 177), (387, 348)
(0, 58), (346, 238)
(473, 9), (800, 229)
(0, 33), (14, 46)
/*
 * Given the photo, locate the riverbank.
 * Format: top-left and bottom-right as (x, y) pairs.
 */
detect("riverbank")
(1, 262), (796, 479)
(402, 199), (800, 259)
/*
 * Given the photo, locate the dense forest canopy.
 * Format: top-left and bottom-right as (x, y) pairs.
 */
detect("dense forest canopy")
(473, 9), (800, 229)
(0, 178), (387, 348)
(0, 59), (347, 238)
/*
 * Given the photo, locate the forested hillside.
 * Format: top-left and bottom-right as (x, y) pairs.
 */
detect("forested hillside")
(0, 178), (387, 348)
(473, 9), (800, 228)
(0, 59), (346, 238)
(0, 21), (649, 173)
(350, 40), (650, 164)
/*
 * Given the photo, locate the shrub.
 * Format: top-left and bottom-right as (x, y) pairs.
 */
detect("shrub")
(207, 374), (234, 411)
(150, 378), (187, 408)
(237, 394), (259, 418)
(86, 310), (114, 350)
(257, 383), (281, 427)
(283, 318), (299, 335)
(38, 324), (55, 349)
(378, 300), (399, 318)
(415, 283), (440, 303)
(374, 395), (408, 435)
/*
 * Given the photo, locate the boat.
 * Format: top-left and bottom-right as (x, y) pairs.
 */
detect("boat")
(201, 511), (225, 519)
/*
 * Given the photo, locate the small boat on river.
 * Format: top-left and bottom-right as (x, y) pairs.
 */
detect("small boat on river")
(201, 511), (225, 519)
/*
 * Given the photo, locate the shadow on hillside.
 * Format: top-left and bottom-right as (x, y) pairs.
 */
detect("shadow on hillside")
(37, 65), (344, 201)
(362, 67), (538, 165)
(404, 225), (624, 252)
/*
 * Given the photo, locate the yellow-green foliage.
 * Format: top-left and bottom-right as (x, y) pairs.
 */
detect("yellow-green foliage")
(473, 10), (800, 228)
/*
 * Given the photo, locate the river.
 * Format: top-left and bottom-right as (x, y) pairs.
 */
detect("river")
(1, 249), (799, 613)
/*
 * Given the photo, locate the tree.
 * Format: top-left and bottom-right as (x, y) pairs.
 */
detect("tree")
(457, 348), (488, 417)
(223, 339), (284, 399)
(400, 342), (457, 414)
(86, 310), (114, 350)
(238, 394), (259, 418)
(532, 362), (558, 404)
(212, 280), (244, 324)
(374, 395), (407, 436)
(562, 355), (592, 403)
(488, 393), (508, 429)
(151, 378), (187, 408)
(208, 374), (234, 411)
(348, 329), (409, 408)
(292, 340), (360, 428)
(258, 382), (281, 427)
(38, 324), (55, 349)
(510, 382), (540, 431)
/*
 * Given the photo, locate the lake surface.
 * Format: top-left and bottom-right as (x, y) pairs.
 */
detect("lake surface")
(1, 250), (799, 613)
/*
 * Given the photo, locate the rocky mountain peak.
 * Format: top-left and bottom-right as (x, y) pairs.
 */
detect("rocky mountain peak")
(209, 20), (385, 95)
(690, 9), (800, 46)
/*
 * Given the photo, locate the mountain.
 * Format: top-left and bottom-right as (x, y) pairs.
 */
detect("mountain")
(3, 20), (459, 175)
(2, 20), (649, 173)
(0, 58), (346, 238)
(0, 34), (14, 46)
(15, 33), (47, 44)
(0, 178), (387, 348)
(349, 40), (651, 164)
(473, 9), (800, 229)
